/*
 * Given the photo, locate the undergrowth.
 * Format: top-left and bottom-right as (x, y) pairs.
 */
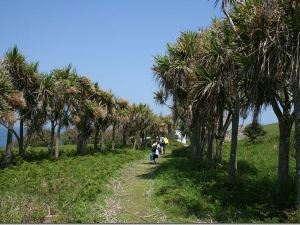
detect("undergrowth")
(1, 123), (300, 223)
(147, 123), (298, 223)
(0, 146), (147, 223)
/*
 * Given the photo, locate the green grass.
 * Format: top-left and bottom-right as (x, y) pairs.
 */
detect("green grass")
(0, 145), (147, 223)
(1, 124), (299, 223)
(149, 123), (298, 223)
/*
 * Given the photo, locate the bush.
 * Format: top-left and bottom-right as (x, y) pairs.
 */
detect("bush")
(26, 130), (51, 147)
(285, 209), (300, 223)
(61, 128), (78, 145)
(243, 122), (266, 143)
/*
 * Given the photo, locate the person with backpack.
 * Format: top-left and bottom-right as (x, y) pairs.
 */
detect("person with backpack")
(159, 136), (165, 155)
(150, 140), (160, 163)
(163, 137), (169, 154)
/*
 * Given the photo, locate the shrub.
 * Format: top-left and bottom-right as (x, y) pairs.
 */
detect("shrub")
(285, 209), (300, 223)
(61, 128), (78, 145)
(243, 122), (266, 143)
(26, 130), (51, 147)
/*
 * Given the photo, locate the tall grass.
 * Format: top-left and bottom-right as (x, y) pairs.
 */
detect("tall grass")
(0, 145), (147, 223)
(148, 123), (297, 223)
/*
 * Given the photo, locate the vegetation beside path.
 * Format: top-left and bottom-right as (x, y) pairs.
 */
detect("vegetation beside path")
(101, 142), (190, 223)
(101, 154), (171, 223)
(2, 123), (300, 223)
(137, 124), (298, 223)
(104, 124), (300, 223)
(0, 146), (147, 223)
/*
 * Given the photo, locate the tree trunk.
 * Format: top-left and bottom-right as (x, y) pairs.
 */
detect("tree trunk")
(4, 124), (14, 166)
(18, 118), (24, 157)
(277, 117), (292, 204)
(199, 126), (206, 161)
(216, 111), (232, 162)
(192, 116), (204, 161)
(207, 127), (215, 169)
(100, 129), (105, 151)
(77, 134), (86, 155)
(133, 132), (140, 150)
(217, 138), (224, 162)
(133, 137), (137, 149)
(191, 129), (197, 159)
(112, 123), (116, 150)
(192, 126), (199, 159)
(54, 123), (62, 158)
(94, 128), (100, 150)
(141, 131), (147, 148)
(271, 95), (294, 205)
(228, 93), (240, 179)
(215, 112), (224, 161)
(293, 87), (300, 208)
(48, 121), (55, 156)
(253, 107), (260, 124)
(122, 131), (127, 147)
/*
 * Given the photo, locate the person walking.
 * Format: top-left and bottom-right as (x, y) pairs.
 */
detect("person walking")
(163, 136), (169, 154)
(159, 136), (165, 154)
(150, 140), (160, 163)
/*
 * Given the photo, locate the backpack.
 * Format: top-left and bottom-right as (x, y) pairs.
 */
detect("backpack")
(150, 153), (154, 160)
(151, 144), (157, 152)
(163, 137), (169, 144)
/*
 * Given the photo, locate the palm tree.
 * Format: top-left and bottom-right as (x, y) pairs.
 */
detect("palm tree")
(230, 0), (297, 202)
(153, 31), (202, 159)
(0, 67), (16, 166)
(2, 46), (42, 157)
(129, 103), (154, 149)
(190, 20), (239, 169)
(213, 0), (244, 33)
(21, 62), (43, 152)
(0, 67), (14, 117)
(153, 26), (240, 172)
(118, 101), (131, 147)
(282, 0), (300, 207)
(71, 76), (100, 154)
(39, 74), (55, 155)
(111, 98), (129, 150)
(2, 46), (27, 156)
(92, 84), (108, 150)
(92, 89), (115, 151)
(44, 65), (77, 158)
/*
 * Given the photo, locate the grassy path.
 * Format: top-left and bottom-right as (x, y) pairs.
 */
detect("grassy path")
(102, 153), (174, 223)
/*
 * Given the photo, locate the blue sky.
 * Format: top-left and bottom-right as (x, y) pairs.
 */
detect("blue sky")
(0, 0), (277, 125)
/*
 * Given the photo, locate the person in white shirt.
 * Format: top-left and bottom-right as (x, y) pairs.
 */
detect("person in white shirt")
(150, 140), (160, 163)
(159, 136), (165, 154)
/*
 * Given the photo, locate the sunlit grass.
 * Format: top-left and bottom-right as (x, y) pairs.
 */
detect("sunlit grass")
(0, 145), (147, 223)
(1, 124), (299, 223)
(151, 123), (297, 223)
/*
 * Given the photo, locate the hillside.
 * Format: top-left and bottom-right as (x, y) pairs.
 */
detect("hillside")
(0, 146), (148, 223)
(1, 123), (299, 223)
(139, 122), (298, 223)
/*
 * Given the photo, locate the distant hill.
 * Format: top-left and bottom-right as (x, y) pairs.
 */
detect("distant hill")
(225, 122), (278, 142)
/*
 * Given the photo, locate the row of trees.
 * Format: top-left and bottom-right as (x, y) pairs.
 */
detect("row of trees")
(0, 46), (173, 166)
(153, 0), (300, 207)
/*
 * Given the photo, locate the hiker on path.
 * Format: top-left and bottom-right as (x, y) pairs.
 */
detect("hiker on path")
(163, 136), (169, 154)
(150, 140), (160, 163)
(159, 136), (165, 154)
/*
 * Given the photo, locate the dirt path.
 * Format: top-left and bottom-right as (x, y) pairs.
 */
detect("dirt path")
(101, 153), (174, 223)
